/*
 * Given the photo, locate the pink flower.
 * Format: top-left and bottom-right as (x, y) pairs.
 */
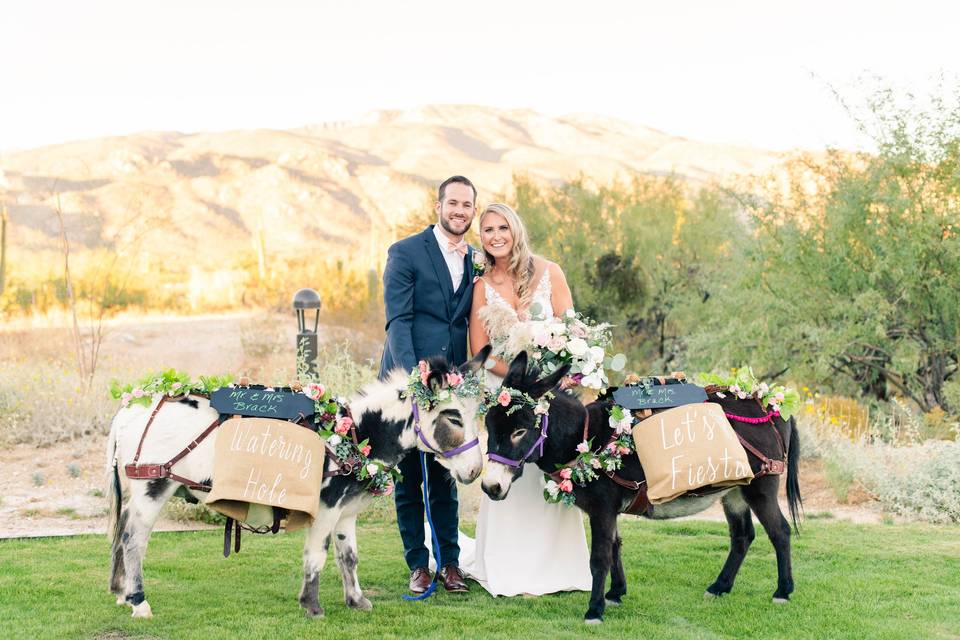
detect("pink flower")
(382, 483), (395, 496)
(606, 442), (617, 452)
(497, 390), (511, 407)
(132, 388), (144, 398)
(559, 468), (573, 479)
(171, 382), (182, 392)
(618, 445), (631, 455)
(121, 392), (132, 406)
(576, 441), (590, 453)
(305, 382), (325, 400)
(590, 458), (602, 469)
(446, 372), (463, 387)
(547, 336), (566, 352)
(559, 479), (574, 493)
(334, 416), (353, 435)
(570, 322), (588, 338)
(533, 331), (551, 348)
(360, 444), (372, 456)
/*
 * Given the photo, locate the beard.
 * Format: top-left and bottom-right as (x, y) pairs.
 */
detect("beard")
(440, 214), (471, 237)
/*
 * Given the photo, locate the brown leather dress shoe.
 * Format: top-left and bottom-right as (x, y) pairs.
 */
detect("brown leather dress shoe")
(439, 564), (469, 593)
(409, 567), (432, 594)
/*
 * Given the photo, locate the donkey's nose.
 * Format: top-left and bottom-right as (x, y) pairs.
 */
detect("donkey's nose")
(481, 481), (504, 500)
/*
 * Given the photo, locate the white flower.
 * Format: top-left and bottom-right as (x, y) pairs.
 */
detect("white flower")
(565, 309), (575, 318)
(715, 391), (726, 399)
(616, 416), (633, 434)
(534, 399), (550, 415)
(567, 338), (589, 357)
(532, 351), (543, 360)
(588, 346), (605, 362)
(328, 434), (342, 446)
(545, 480), (560, 497)
(581, 372), (604, 390)
(366, 463), (379, 477)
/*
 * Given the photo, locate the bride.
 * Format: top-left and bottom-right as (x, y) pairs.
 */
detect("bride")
(460, 202), (592, 597)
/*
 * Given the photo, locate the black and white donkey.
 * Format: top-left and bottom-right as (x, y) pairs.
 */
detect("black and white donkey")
(105, 347), (490, 619)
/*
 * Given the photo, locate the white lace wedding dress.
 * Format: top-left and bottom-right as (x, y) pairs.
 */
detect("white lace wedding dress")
(458, 270), (592, 597)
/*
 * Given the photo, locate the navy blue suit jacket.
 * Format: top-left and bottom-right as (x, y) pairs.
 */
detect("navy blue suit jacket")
(379, 226), (476, 379)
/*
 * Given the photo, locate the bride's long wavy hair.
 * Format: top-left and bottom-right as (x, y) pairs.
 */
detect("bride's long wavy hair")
(480, 203), (536, 313)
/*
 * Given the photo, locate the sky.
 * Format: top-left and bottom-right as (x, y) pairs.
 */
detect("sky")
(1, 0), (956, 153)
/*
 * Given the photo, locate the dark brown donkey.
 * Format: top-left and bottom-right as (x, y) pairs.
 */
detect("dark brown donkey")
(481, 352), (802, 624)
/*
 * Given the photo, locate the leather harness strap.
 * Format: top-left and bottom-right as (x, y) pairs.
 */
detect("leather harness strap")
(125, 394), (222, 492)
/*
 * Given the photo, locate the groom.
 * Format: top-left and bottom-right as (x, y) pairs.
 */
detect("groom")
(379, 175), (478, 594)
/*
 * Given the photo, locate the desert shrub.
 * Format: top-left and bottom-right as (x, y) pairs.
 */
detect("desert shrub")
(841, 439), (960, 524)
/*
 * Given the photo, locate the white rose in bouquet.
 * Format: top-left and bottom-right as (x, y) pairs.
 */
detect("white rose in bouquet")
(567, 337), (589, 357)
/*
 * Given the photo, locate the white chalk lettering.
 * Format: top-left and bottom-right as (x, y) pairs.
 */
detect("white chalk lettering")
(670, 454), (684, 490)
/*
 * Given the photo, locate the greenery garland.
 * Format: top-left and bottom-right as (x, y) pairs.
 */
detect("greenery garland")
(695, 367), (801, 420)
(544, 404), (635, 507)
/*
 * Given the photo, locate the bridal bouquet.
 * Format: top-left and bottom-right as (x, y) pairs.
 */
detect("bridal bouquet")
(505, 306), (626, 390)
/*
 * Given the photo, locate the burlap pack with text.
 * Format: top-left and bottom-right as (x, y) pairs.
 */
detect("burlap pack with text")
(206, 417), (325, 531)
(632, 403), (753, 504)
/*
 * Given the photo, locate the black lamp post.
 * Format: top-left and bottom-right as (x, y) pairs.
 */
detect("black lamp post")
(293, 288), (322, 379)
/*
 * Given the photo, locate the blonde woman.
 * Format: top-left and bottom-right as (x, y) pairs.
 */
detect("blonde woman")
(460, 203), (591, 597)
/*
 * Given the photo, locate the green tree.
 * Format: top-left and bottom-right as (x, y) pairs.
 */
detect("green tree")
(689, 84), (960, 411)
(513, 174), (747, 372)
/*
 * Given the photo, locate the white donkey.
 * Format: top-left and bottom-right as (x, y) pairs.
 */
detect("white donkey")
(106, 348), (490, 619)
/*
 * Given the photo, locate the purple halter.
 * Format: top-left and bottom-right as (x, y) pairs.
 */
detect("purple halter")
(411, 400), (480, 458)
(486, 412), (549, 468)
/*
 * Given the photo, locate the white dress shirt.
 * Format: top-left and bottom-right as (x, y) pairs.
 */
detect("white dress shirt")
(432, 224), (466, 291)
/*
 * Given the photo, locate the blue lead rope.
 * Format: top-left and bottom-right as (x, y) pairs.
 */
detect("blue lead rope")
(402, 449), (441, 601)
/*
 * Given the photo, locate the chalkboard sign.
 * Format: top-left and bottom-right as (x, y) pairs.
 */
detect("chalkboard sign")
(613, 383), (707, 411)
(210, 387), (316, 421)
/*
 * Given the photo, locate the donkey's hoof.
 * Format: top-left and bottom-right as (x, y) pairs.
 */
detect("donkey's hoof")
(772, 597), (790, 604)
(347, 596), (373, 611)
(704, 590), (719, 600)
(605, 598), (621, 607)
(303, 605), (325, 619)
(130, 601), (153, 619)
(116, 594), (127, 606)
(584, 617), (603, 625)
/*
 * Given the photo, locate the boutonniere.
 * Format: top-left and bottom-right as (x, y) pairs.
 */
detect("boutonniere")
(471, 251), (487, 278)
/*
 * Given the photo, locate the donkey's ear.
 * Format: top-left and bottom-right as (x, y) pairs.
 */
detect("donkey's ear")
(461, 345), (492, 376)
(529, 363), (571, 398)
(427, 369), (445, 395)
(503, 351), (529, 387)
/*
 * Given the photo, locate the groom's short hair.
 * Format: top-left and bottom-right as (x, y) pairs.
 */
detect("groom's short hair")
(438, 175), (477, 203)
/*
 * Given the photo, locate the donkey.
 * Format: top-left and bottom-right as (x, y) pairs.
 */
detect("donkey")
(482, 352), (802, 624)
(105, 347), (490, 619)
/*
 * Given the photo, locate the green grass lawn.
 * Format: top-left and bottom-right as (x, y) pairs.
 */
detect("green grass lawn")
(1, 516), (958, 640)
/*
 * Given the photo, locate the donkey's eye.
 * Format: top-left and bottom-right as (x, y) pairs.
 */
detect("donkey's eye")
(510, 428), (527, 442)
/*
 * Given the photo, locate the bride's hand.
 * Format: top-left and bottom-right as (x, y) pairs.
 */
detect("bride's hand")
(559, 375), (580, 391)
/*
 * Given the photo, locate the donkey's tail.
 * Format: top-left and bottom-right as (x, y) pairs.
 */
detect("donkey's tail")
(106, 416), (123, 543)
(785, 416), (803, 533)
